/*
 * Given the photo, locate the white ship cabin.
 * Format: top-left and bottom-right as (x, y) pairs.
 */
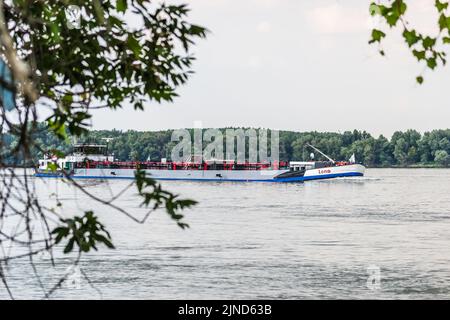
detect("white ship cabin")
(289, 161), (316, 171)
(67, 144), (114, 162)
(38, 144), (114, 171)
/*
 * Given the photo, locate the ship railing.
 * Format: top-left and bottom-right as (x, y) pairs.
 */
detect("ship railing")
(74, 160), (290, 170)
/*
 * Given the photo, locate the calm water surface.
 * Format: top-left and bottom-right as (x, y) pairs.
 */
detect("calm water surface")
(1, 168), (450, 299)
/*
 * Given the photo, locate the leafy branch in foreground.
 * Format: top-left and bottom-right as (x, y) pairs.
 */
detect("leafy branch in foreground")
(135, 170), (197, 229)
(52, 211), (114, 254)
(0, 0), (205, 298)
(369, 0), (450, 83)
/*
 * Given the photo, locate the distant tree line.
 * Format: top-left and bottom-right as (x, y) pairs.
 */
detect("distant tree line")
(5, 124), (450, 167)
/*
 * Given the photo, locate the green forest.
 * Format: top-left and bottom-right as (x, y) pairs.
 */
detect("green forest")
(5, 124), (450, 167)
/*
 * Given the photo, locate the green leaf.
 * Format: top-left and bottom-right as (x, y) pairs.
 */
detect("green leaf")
(80, 242), (90, 252)
(93, 234), (115, 249)
(394, 0), (408, 15)
(117, 0), (127, 13)
(127, 35), (141, 56)
(427, 57), (437, 69)
(416, 76), (424, 84)
(436, 0), (449, 12)
(369, 3), (381, 16)
(402, 29), (420, 47)
(189, 24), (207, 37)
(64, 238), (75, 253)
(369, 29), (386, 44)
(47, 162), (58, 172)
(381, 1), (407, 27)
(386, 13), (400, 27)
(62, 94), (73, 104)
(413, 49), (426, 61)
(438, 13), (450, 30)
(52, 227), (69, 244)
(422, 36), (436, 48)
(52, 211), (115, 254)
(50, 23), (60, 43)
(93, 0), (105, 24)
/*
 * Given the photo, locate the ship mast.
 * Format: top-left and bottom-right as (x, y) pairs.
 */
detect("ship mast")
(306, 143), (335, 164)
(101, 137), (114, 157)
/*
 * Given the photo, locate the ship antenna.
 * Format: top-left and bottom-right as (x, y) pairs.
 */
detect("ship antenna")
(306, 143), (335, 163)
(101, 137), (114, 156)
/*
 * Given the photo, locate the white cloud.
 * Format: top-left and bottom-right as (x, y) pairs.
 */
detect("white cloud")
(405, 0), (440, 34)
(306, 3), (369, 35)
(305, 0), (439, 36)
(250, 0), (282, 8)
(247, 55), (263, 69)
(92, 0), (450, 136)
(256, 21), (272, 33)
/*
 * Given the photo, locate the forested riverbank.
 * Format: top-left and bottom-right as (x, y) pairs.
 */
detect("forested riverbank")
(4, 124), (450, 167)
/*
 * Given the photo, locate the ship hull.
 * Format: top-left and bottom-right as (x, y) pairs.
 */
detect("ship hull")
(35, 164), (365, 182)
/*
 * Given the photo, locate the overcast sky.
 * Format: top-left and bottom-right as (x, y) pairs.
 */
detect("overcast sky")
(90, 0), (450, 137)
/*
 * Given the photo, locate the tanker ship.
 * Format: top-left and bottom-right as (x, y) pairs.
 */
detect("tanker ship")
(35, 144), (365, 182)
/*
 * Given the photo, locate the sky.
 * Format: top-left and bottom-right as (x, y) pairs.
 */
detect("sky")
(89, 0), (450, 137)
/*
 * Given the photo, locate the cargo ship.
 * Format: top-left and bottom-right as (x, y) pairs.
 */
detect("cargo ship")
(35, 144), (365, 182)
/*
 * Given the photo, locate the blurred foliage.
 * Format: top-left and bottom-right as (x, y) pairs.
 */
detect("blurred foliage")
(4, 0), (206, 136)
(1, 0), (205, 261)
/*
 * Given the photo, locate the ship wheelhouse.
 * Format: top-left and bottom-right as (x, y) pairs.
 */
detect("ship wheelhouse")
(37, 143), (115, 172)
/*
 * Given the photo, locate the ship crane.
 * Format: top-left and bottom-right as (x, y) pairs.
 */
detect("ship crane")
(306, 143), (335, 164)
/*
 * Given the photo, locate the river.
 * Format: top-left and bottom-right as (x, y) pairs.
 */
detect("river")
(1, 168), (450, 299)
